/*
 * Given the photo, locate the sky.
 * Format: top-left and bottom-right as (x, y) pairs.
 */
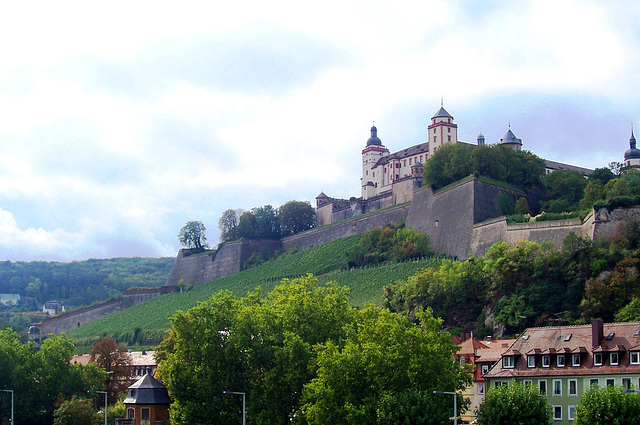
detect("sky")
(1, 0), (640, 262)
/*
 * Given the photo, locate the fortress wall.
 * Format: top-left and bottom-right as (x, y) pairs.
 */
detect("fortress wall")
(40, 299), (124, 336)
(592, 206), (640, 241)
(470, 217), (585, 258)
(392, 178), (420, 204)
(281, 204), (411, 251)
(409, 180), (476, 259)
(164, 249), (213, 287)
(316, 204), (334, 227)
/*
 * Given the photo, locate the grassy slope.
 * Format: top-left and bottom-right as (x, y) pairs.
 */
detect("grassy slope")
(67, 234), (444, 346)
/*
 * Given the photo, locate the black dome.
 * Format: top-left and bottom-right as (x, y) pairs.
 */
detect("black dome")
(366, 125), (382, 146)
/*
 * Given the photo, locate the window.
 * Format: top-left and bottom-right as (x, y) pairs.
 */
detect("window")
(524, 380), (533, 387)
(594, 352), (603, 366)
(495, 381), (508, 387)
(611, 352), (619, 366)
(539, 380), (547, 395)
(503, 356), (515, 368)
(590, 378), (599, 388)
(553, 380), (562, 396)
(141, 408), (151, 425)
(623, 378), (631, 391)
(447, 135), (451, 141)
(556, 354), (565, 367)
(569, 379), (577, 396)
(542, 355), (550, 367)
(528, 356), (535, 368)
(553, 406), (562, 421)
(631, 351), (640, 364)
(460, 357), (466, 366)
(568, 405), (575, 421)
(481, 364), (489, 375)
(606, 378), (615, 387)
(127, 408), (135, 419)
(478, 383), (485, 394)
(448, 128), (451, 133)
(572, 353), (581, 366)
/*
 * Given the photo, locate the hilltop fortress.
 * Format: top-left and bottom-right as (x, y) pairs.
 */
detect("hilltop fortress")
(37, 106), (640, 337)
(166, 105), (639, 288)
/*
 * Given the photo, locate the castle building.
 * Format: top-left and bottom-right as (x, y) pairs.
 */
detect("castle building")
(361, 104), (457, 200)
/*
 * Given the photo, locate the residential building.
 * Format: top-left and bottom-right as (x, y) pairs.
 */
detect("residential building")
(484, 320), (640, 424)
(454, 336), (515, 422)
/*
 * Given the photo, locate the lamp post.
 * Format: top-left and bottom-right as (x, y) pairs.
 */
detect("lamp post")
(0, 389), (13, 425)
(223, 391), (246, 425)
(433, 390), (457, 425)
(88, 391), (108, 425)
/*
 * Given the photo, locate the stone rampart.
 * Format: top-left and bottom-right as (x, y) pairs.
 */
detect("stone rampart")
(39, 287), (176, 336)
(281, 204), (411, 251)
(592, 206), (640, 241)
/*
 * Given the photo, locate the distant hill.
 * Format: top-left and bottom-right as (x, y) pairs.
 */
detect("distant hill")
(0, 257), (175, 309)
(67, 234), (444, 348)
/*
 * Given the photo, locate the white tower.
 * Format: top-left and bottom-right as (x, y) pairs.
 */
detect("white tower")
(361, 124), (386, 200)
(427, 101), (458, 157)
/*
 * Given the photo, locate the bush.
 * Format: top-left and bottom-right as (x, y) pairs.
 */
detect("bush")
(476, 382), (551, 425)
(575, 385), (640, 425)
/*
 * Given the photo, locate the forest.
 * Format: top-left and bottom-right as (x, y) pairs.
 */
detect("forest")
(0, 257), (174, 332)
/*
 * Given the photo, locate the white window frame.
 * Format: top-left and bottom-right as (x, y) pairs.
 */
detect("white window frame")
(553, 379), (562, 397)
(569, 379), (578, 396)
(556, 354), (565, 367)
(568, 405), (575, 421)
(594, 352), (603, 366)
(606, 378), (615, 387)
(611, 352), (619, 366)
(542, 354), (550, 368)
(631, 351), (640, 365)
(503, 356), (515, 369)
(481, 364), (489, 375)
(528, 356), (536, 368)
(539, 379), (547, 395)
(478, 383), (485, 395)
(553, 405), (562, 421)
(572, 353), (581, 366)
(623, 378), (631, 391)
(524, 379), (533, 387)
(590, 378), (599, 388)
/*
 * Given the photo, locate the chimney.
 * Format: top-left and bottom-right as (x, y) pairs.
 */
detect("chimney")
(592, 319), (604, 348)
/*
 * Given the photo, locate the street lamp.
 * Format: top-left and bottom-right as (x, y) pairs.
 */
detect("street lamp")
(88, 391), (108, 425)
(223, 391), (246, 425)
(433, 390), (458, 425)
(0, 390), (13, 425)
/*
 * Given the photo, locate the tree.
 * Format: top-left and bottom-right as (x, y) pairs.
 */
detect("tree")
(278, 200), (316, 236)
(589, 167), (615, 185)
(515, 196), (531, 214)
(178, 221), (209, 249)
(475, 382), (552, 425)
(575, 385), (640, 425)
(53, 397), (102, 425)
(89, 338), (132, 404)
(236, 211), (256, 239)
(302, 308), (469, 425)
(251, 205), (281, 239)
(541, 169), (588, 213)
(156, 275), (354, 425)
(218, 209), (239, 242)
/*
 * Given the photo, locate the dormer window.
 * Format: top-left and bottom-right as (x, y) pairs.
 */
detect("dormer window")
(572, 353), (581, 366)
(542, 355), (550, 367)
(557, 355), (565, 367)
(630, 351), (640, 365)
(528, 356), (535, 368)
(611, 352), (619, 366)
(503, 356), (515, 368)
(481, 364), (489, 375)
(594, 352), (603, 366)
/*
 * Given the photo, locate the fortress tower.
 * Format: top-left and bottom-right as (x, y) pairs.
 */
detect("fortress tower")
(624, 126), (640, 170)
(361, 124), (388, 199)
(427, 102), (458, 157)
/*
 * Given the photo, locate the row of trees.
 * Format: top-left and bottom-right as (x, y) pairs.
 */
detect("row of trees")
(385, 220), (640, 336)
(345, 224), (431, 267)
(155, 275), (469, 425)
(218, 201), (316, 242)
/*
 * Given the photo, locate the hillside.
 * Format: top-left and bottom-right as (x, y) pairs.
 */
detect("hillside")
(68, 233), (444, 347)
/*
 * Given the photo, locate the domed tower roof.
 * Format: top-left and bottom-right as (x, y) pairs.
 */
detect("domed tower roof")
(366, 124), (382, 146)
(625, 127), (640, 160)
(500, 125), (523, 147)
(477, 131), (485, 145)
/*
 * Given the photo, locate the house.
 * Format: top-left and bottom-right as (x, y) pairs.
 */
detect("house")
(454, 335), (515, 422)
(119, 374), (170, 425)
(71, 350), (157, 382)
(484, 320), (640, 424)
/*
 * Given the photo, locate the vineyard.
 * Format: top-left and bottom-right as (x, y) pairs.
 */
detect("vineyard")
(68, 233), (443, 349)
